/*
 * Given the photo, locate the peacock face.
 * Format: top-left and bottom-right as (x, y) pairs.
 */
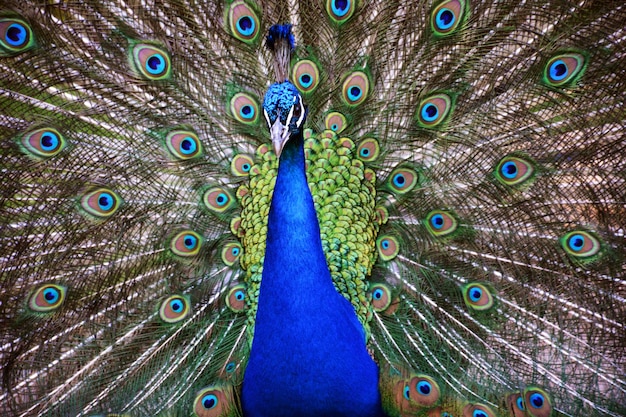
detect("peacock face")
(263, 81), (306, 157)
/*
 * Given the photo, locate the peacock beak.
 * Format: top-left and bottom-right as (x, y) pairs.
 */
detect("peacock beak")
(269, 118), (290, 158)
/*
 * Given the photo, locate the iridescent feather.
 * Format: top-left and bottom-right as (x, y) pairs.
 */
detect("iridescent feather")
(0, 1), (624, 417)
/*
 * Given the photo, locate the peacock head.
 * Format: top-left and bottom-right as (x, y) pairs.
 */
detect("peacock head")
(263, 81), (306, 158)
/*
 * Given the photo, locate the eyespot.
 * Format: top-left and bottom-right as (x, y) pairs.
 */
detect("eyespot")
(357, 138), (380, 162)
(230, 92), (260, 125)
(406, 374), (440, 407)
(377, 236), (399, 261)
(131, 43), (171, 80)
(494, 156), (535, 187)
(462, 283), (495, 311)
(324, 112), (348, 133)
(516, 395), (525, 411)
(159, 295), (190, 323)
(230, 154), (254, 176)
(505, 392), (526, 417)
(416, 93), (453, 128)
(226, 284), (246, 313)
(170, 230), (203, 257)
(0, 18), (35, 55)
(560, 230), (601, 260)
(227, 0), (260, 44)
(388, 167), (419, 194)
(326, 0), (356, 24)
(164, 130), (202, 160)
(292, 59), (320, 93)
(224, 361), (237, 373)
(462, 403), (496, 417)
(221, 243), (242, 266)
(28, 284), (66, 312)
(79, 188), (122, 219)
(341, 71), (370, 106)
(425, 210), (458, 237)
(523, 387), (553, 417)
(543, 53), (587, 87)
(369, 283), (392, 312)
(193, 386), (230, 417)
(203, 187), (235, 213)
(19, 127), (66, 159)
(431, 0), (467, 37)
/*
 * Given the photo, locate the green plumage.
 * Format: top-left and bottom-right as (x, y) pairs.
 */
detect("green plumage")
(1, 1), (624, 416)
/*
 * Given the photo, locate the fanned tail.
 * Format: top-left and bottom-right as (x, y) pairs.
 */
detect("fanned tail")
(0, 1), (624, 416)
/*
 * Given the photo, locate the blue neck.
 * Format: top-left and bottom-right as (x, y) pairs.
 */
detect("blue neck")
(242, 133), (384, 417)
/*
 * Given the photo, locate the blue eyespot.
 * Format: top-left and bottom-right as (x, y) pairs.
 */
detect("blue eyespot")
(29, 284), (67, 312)
(170, 299), (183, 312)
(146, 53), (166, 75)
(179, 137), (197, 155)
(235, 290), (245, 301)
(435, 9), (455, 30)
(184, 235), (197, 249)
(501, 161), (518, 179)
(299, 73), (313, 88)
(202, 393), (218, 409)
(43, 287), (60, 304)
(549, 60), (568, 81)
(473, 411), (487, 417)
(417, 380), (432, 395)
(80, 188), (122, 219)
(39, 131), (59, 151)
(543, 53), (586, 87)
(98, 193), (114, 211)
(240, 104), (255, 120)
(567, 234), (585, 252)
(403, 385), (410, 399)
(529, 392), (544, 408)
(372, 288), (384, 300)
(216, 193), (228, 206)
(377, 236), (399, 260)
(393, 173), (406, 187)
(131, 44), (171, 80)
(516, 396), (525, 410)
(421, 103), (439, 122)
(348, 85), (362, 101)
(430, 213), (444, 229)
(331, 0), (351, 17)
(6, 23), (27, 47)
(237, 16), (255, 36)
(469, 287), (482, 302)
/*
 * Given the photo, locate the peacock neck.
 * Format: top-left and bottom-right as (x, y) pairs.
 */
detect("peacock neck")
(242, 131), (385, 417)
(262, 132), (332, 293)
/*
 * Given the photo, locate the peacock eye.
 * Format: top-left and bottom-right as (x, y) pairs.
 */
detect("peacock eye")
(293, 102), (302, 118)
(522, 387), (553, 415)
(193, 386), (230, 416)
(226, 284), (247, 313)
(406, 374), (441, 407)
(159, 295), (191, 323)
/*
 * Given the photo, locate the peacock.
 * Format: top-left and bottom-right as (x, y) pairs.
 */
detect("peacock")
(0, 0), (624, 416)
